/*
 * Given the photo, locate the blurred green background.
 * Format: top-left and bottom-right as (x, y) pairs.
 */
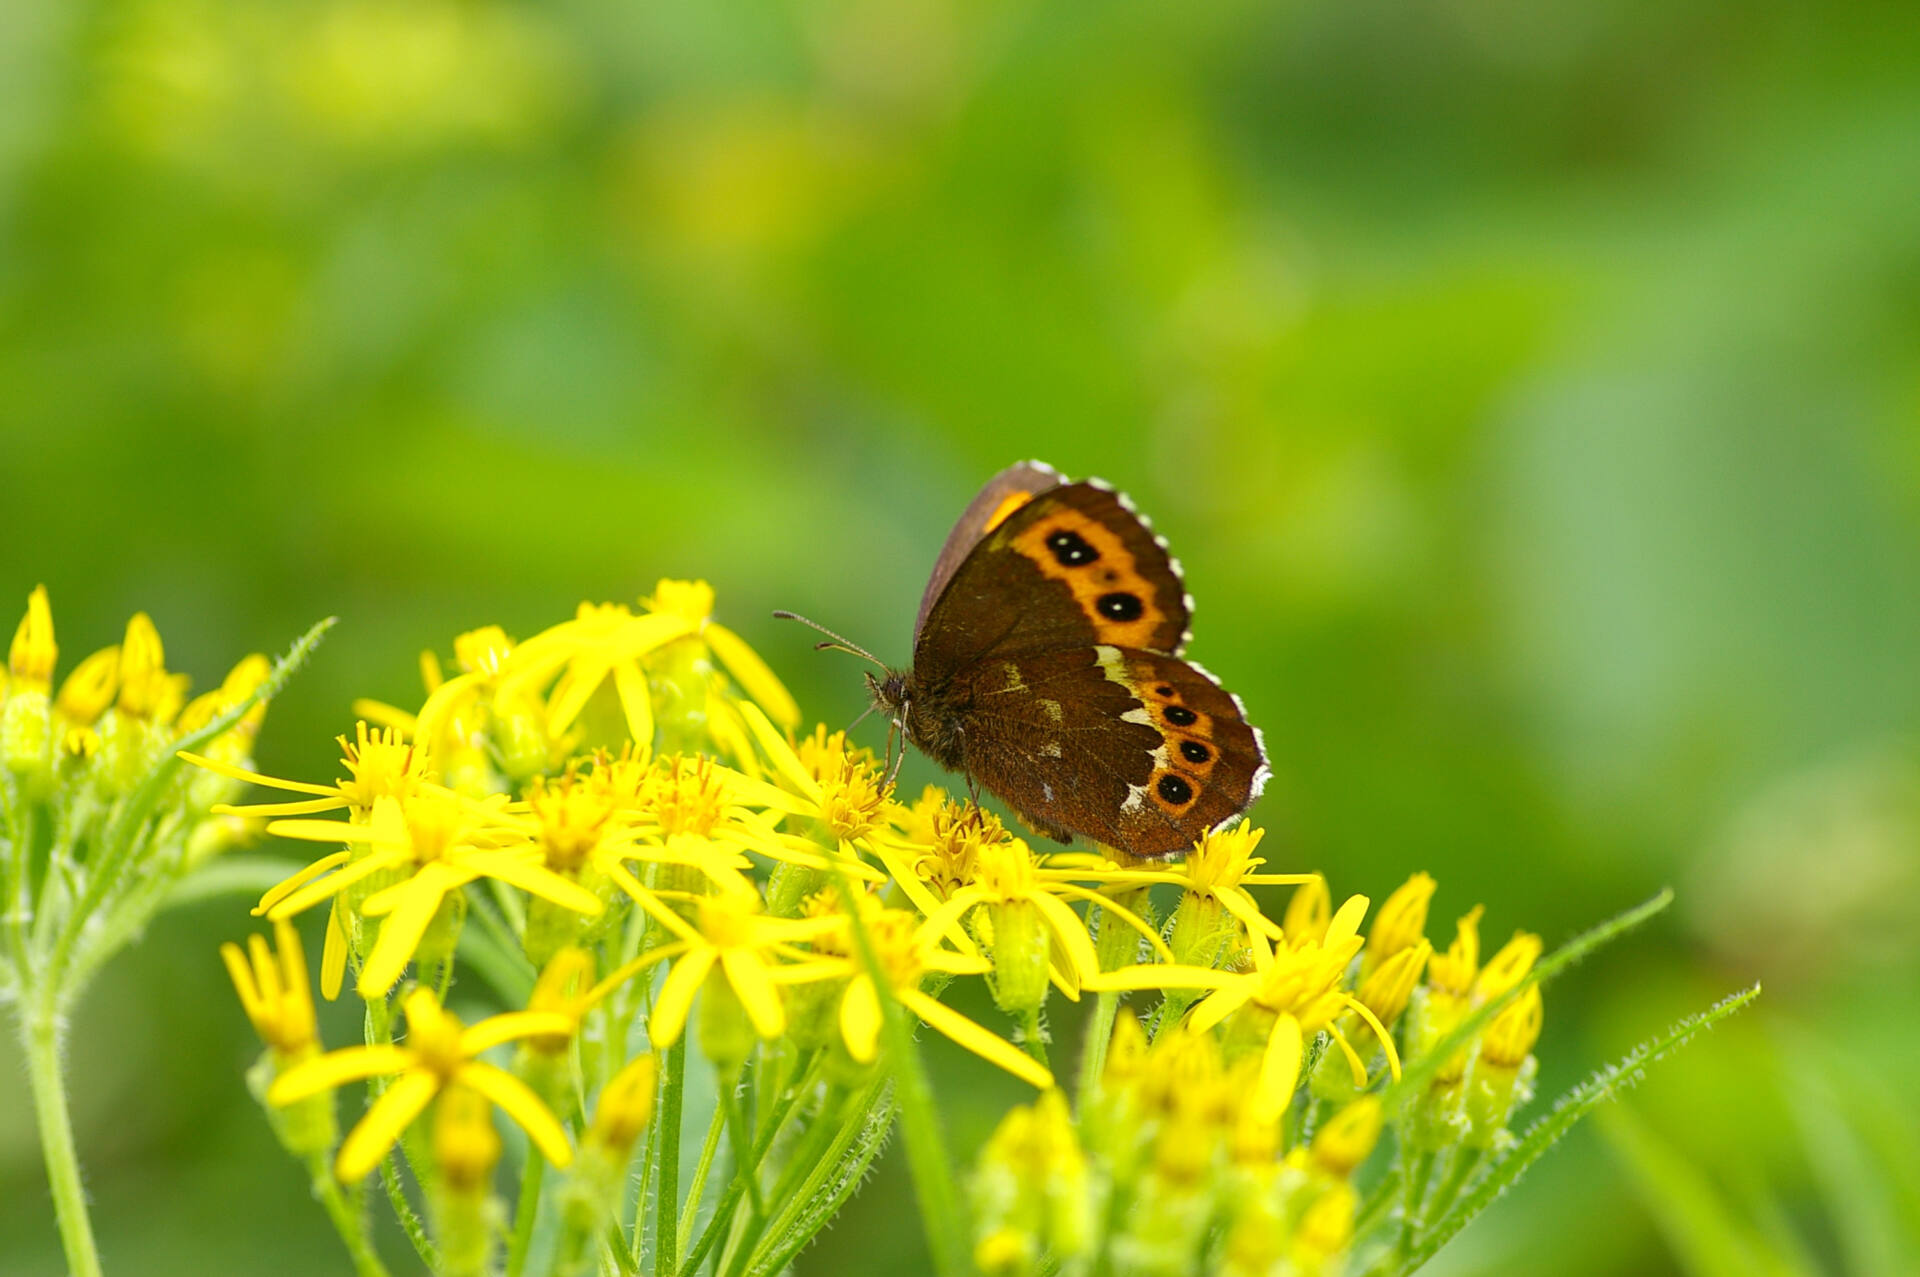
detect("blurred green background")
(4, 0), (1919, 1273)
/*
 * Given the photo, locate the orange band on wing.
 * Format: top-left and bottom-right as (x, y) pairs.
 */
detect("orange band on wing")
(983, 491), (1035, 534)
(1007, 509), (1172, 649)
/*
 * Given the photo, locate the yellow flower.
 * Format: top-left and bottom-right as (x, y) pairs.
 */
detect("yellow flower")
(915, 834), (1163, 1009)
(261, 791), (603, 997)
(1474, 930), (1543, 1003)
(1426, 904), (1484, 998)
(1352, 938), (1432, 1038)
(114, 613), (183, 722)
(592, 888), (843, 1048)
(1480, 983), (1543, 1070)
(1088, 894), (1399, 1122)
(1363, 871), (1435, 975)
(54, 647), (119, 727)
(269, 988), (575, 1182)
(496, 599), (692, 747)
(221, 918), (320, 1062)
(585, 1053), (658, 1157)
(1050, 821), (1310, 949)
(185, 721), (432, 822)
(804, 900), (1052, 1089)
(432, 1084), (502, 1193)
(1308, 1096), (1383, 1178)
(644, 578), (800, 729)
(8, 584), (56, 691)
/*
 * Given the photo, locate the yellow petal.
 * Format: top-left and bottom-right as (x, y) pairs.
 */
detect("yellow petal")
(1215, 887), (1287, 941)
(460, 1011), (578, 1056)
(216, 796), (349, 819)
(1184, 984), (1256, 1034)
(650, 948), (717, 1048)
(269, 1044), (414, 1105)
(1032, 892), (1099, 982)
(547, 659), (610, 735)
(840, 975), (881, 1063)
(255, 850), (353, 916)
(1251, 1013), (1304, 1124)
(221, 942), (262, 1022)
(321, 900), (348, 1001)
(458, 850), (603, 915)
(1326, 894), (1371, 947)
(706, 622), (800, 729)
(612, 659), (655, 750)
(355, 870), (460, 998)
(1080, 963), (1243, 993)
(587, 942), (687, 1006)
(335, 1068), (439, 1182)
(458, 1061), (573, 1168)
(721, 949), (786, 1040)
(736, 701), (822, 803)
(177, 750), (338, 797)
(900, 989), (1052, 1089)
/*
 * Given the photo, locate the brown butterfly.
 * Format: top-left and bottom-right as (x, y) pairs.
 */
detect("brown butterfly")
(781, 461), (1267, 860)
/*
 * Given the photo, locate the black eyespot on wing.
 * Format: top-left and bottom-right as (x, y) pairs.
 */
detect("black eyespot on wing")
(1154, 685), (1173, 697)
(1098, 592), (1144, 621)
(1180, 740), (1210, 763)
(1157, 775), (1194, 805)
(1046, 529), (1100, 566)
(1164, 705), (1198, 727)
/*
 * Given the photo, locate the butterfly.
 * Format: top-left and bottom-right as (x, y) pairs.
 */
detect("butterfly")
(781, 461), (1268, 860)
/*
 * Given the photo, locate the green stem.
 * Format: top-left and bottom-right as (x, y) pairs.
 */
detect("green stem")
(656, 1035), (688, 1276)
(832, 869), (969, 1277)
(380, 1154), (438, 1269)
(1420, 1146), (1482, 1234)
(721, 1075), (768, 1221)
(689, 1057), (825, 1277)
(309, 1154), (393, 1277)
(21, 1000), (103, 1277)
(504, 1148), (545, 1277)
(1076, 992), (1119, 1110)
(1396, 1149), (1438, 1261)
(1020, 1004), (1050, 1070)
(679, 1096), (729, 1246)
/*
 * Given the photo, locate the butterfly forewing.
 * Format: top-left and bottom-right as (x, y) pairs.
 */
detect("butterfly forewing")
(915, 482), (1190, 679)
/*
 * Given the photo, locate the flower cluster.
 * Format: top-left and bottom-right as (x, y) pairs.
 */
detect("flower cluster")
(3, 568), (1757, 1277)
(2, 587), (290, 1277)
(191, 577), (1566, 1277)
(973, 871), (1546, 1277)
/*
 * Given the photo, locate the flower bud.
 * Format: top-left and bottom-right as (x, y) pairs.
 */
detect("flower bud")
(985, 899), (1050, 1015)
(431, 1086), (502, 1277)
(1363, 872), (1435, 975)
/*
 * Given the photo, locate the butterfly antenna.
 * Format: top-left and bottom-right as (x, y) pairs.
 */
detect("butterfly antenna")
(771, 610), (888, 670)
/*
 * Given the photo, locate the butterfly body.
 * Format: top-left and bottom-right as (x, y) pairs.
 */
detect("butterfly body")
(867, 461), (1268, 860)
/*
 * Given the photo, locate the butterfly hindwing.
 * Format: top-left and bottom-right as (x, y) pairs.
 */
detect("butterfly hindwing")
(950, 645), (1266, 859)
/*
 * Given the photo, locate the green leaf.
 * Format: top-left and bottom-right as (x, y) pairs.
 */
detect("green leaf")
(744, 1079), (896, 1277)
(1384, 887), (1673, 1108)
(1401, 982), (1761, 1272)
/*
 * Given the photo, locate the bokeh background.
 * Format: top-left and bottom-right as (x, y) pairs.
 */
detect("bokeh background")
(4, 0), (1919, 1273)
